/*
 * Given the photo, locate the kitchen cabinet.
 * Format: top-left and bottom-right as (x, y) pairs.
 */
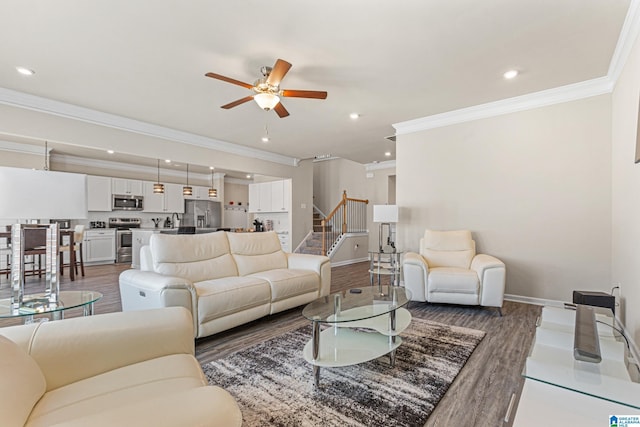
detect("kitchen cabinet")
(277, 232), (290, 252)
(184, 186), (211, 200)
(142, 181), (185, 213)
(271, 179), (291, 212)
(248, 180), (290, 213)
(112, 178), (143, 196)
(83, 229), (116, 264)
(87, 175), (112, 211)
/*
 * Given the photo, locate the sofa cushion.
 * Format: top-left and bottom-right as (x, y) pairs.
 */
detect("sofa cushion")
(151, 232), (238, 282)
(421, 229), (476, 269)
(227, 231), (287, 275)
(250, 269), (320, 302)
(427, 267), (479, 294)
(195, 276), (271, 323)
(0, 335), (47, 427)
(26, 354), (207, 427)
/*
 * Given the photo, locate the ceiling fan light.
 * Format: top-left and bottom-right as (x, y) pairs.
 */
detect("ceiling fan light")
(254, 93), (280, 110)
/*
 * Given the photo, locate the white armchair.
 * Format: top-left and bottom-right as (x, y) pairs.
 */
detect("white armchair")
(402, 229), (506, 315)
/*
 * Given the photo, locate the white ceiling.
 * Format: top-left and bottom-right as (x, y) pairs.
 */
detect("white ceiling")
(0, 0), (632, 166)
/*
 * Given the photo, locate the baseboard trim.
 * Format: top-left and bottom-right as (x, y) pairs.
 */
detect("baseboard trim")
(503, 294), (565, 307)
(331, 257), (369, 267)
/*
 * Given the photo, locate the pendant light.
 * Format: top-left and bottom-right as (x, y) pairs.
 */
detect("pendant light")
(153, 159), (164, 194)
(183, 164), (193, 196)
(209, 167), (217, 198)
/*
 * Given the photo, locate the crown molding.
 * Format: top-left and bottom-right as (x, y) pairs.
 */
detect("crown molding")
(50, 152), (223, 182)
(393, 77), (613, 135)
(608, 0), (640, 83)
(365, 160), (396, 171)
(0, 139), (51, 155)
(224, 177), (253, 185)
(0, 87), (299, 167)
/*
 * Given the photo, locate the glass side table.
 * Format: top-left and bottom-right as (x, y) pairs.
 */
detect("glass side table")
(0, 290), (102, 324)
(369, 250), (402, 289)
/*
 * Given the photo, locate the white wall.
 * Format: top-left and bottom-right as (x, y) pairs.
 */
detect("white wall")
(611, 27), (640, 347)
(396, 95), (612, 302)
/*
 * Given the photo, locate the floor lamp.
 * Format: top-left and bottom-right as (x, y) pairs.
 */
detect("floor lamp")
(0, 167), (87, 311)
(373, 205), (399, 253)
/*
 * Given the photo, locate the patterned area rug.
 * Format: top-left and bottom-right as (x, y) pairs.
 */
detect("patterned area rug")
(202, 318), (485, 426)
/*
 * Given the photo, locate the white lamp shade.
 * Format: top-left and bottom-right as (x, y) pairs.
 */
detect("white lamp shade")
(0, 167), (88, 219)
(254, 93), (280, 110)
(373, 205), (398, 223)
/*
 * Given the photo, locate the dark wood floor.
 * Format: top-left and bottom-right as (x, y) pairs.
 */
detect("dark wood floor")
(0, 262), (540, 427)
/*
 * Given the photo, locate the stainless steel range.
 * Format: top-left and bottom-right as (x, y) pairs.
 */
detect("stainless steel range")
(109, 218), (141, 264)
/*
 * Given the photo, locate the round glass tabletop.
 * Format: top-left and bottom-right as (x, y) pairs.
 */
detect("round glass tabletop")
(302, 286), (411, 323)
(0, 290), (103, 318)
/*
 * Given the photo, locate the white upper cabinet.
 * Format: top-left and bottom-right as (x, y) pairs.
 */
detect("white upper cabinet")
(248, 179), (291, 213)
(184, 185), (210, 200)
(112, 178), (143, 196)
(142, 181), (185, 213)
(87, 175), (112, 211)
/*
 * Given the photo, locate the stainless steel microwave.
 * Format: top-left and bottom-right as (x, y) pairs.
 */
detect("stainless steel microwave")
(112, 194), (144, 211)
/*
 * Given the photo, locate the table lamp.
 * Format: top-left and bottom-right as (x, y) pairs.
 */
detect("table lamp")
(0, 167), (87, 310)
(373, 205), (398, 253)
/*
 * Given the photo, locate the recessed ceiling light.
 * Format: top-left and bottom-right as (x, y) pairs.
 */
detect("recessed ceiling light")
(16, 66), (35, 76)
(349, 113), (360, 120)
(107, 150), (115, 154)
(165, 159), (171, 163)
(261, 136), (269, 143)
(246, 174), (252, 179)
(503, 69), (519, 79)
(209, 166), (215, 170)
(384, 151), (391, 157)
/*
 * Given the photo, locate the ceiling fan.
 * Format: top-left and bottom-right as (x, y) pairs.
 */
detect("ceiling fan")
(205, 59), (327, 118)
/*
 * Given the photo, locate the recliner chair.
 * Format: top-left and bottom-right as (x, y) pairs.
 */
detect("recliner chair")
(402, 229), (506, 315)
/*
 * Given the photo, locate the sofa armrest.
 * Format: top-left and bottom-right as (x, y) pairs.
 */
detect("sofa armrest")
(286, 253), (332, 297)
(402, 252), (429, 302)
(119, 269), (195, 292)
(0, 307), (195, 391)
(471, 254), (506, 307)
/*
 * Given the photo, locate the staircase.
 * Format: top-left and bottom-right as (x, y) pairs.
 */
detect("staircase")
(296, 232), (325, 256)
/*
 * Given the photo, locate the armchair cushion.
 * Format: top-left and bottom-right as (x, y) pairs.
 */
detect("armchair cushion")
(0, 335), (46, 427)
(421, 229), (475, 268)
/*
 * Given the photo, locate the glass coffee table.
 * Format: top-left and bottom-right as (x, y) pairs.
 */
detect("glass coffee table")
(0, 290), (102, 324)
(302, 285), (412, 386)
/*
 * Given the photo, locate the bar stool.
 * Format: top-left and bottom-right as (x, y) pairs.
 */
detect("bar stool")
(59, 225), (85, 278)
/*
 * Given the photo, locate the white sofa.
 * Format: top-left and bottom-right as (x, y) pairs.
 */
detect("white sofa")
(0, 307), (242, 427)
(402, 229), (506, 314)
(119, 231), (331, 338)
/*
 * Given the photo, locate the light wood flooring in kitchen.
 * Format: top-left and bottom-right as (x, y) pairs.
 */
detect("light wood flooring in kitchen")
(0, 261), (540, 427)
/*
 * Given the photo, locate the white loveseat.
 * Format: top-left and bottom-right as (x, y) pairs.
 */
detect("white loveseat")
(0, 307), (242, 427)
(119, 231), (331, 338)
(402, 229), (506, 314)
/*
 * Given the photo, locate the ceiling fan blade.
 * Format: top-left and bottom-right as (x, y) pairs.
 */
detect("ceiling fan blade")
(221, 95), (255, 109)
(205, 72), (254, 90)
(274, 102), (290, 118)
(281, 89), (328, 99)
(266, 59), (292, 86)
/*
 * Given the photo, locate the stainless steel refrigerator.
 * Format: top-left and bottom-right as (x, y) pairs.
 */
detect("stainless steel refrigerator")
(183, 200), (221, 229)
